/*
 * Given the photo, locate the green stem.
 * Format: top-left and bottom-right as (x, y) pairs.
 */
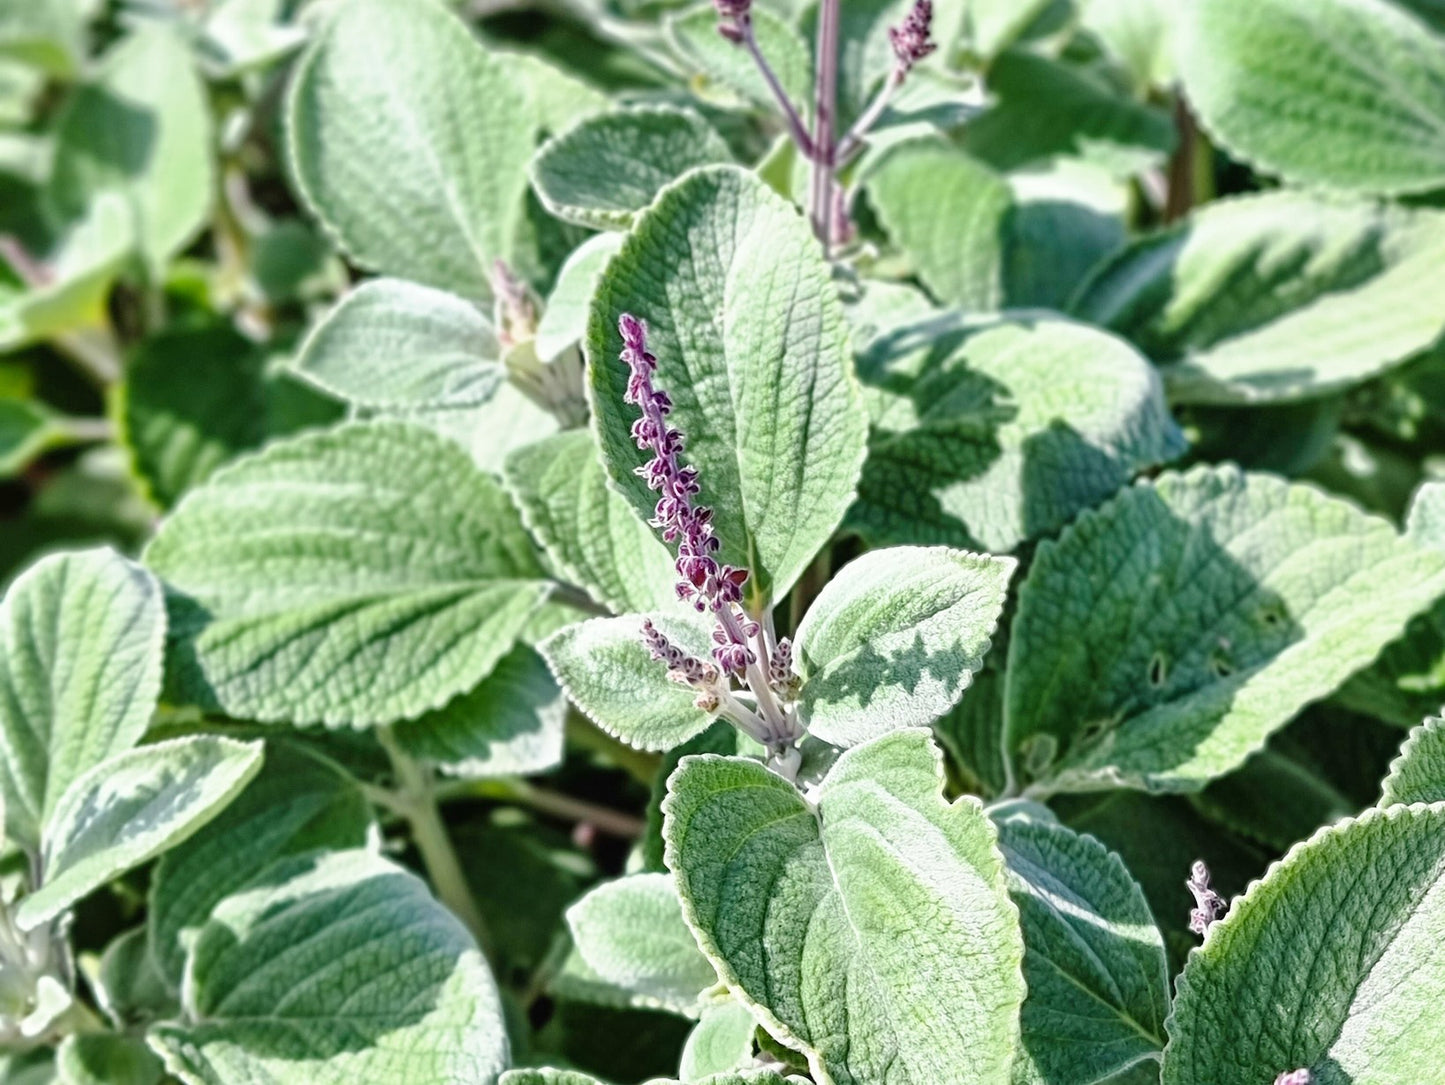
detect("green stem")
(377, 728), (494, 963)
(434, 778), (645, 839)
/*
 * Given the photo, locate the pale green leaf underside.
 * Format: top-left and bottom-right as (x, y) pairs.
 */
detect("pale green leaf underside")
(994, 812), (1169, 1085)
(566, 873), (717, 1017)
(0, 548), (166, 853)
(17, 737), (263, 931)
(1162, 805), (1445, 1084)
(293, 278), (503, 409)
(540, 612), (715, 751)
(681, 1001), (758, 1079)
(503, 430), (677, 615)
(147, 740), (373, 988)
(392, 642), (566, 778)
(1380, 716), (1445, 806)
(47, 25), (212, 267)
(535, 232), (625, 363)
(794, 546), (1014, 747)
(1181, 0), (1445, 196)
(286, 0), (535, 300)
(531, 106), (733, 230)
(1071, 193), (1445, 404)
(847, 314), (1185, 553)
(1006, 464), (1445, 794)
(663, 729), (1025, 1085)
(587, 166), (868, 608)
(144, 421), (548, 728)
(667, 4), (812, 111)
(148, 849), (509, 1085)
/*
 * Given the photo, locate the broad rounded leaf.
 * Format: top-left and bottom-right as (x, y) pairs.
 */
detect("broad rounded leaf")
(994, 811), (1169, 1084)
(1181, 0), (1445, 196)
(47, 25), (212, 267)
(1071, 193), (1445, 404)
(588, 166), (867, 608)
(391, 642), (566, 778)
(1162, 805), (1445, 1083)
(1006, 465), (1445, 794)
(531, 106), (733, 230)
(666, 5), (812, 111)
(16, 736), (264, 931)
(148, 848), (509, 1085)
(540, 612), (715, 751)
(293, 279), (503, 409)
(681, 1001), (757, 1080)
(566, 873), (717, 1017)
(144, 421), (548, 727)
(793, 546), (1014, 746)
(286, 0), (535, 299)
(663, 729), (1024, 1085)
(504, 430), (676, 615)
(847, 314), (1185, 552)
(147, 740), (373, 988)
(536, 233), (625, 363)
(0, 548), (165, 852)
(1380, 715), (1445, 806)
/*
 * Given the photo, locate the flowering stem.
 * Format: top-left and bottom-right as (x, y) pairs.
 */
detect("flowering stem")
(737, 17), (814, 157)
(835, 68), (904, 167)
(809, 0), (841, 251)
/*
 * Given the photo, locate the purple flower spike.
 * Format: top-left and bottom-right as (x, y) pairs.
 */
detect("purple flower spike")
(1186, 860), (1227, 936)
(889, 0), (936, 73)
(1274, 1072), (1314, 1085)
(618, 314), (757, 676)
(768, 637), (799, 697)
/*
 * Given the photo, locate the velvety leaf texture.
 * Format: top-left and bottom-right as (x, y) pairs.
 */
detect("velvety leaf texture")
(148, 848), (509, 1085)
(1006, 464), (1445, 794)
(0, 548), (166, 852)
(680, 1001), (757, 1079)
(667, 5), (812, 112)
(503, 430), (677, 615)
(566, 873), (717, 1016)
(587, 165), (868, 609)
(531, 106), (733, 230)
(147, 740), (374, 987)
(16, 736), (264, 931)
(1162, 805), (1445, 1084)
(1181, 0), (1445, 195)
(1380, 715), (1445, 806)
(293, 278), (504, 409)
(535, 233), (625, 363)
(793, 546), (1014, 746)
(993, 811), (1170, 1084)
(540, 611), (715, 751)
(286, 0), (536, 299)
(663, 729), (1025, 1085)
(847, 314), (1185, 553)
(144, 421), (549, 728)
(1070, 193), (1445, 404)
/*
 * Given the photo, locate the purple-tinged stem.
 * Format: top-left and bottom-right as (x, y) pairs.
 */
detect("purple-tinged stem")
(809, 0), (840, 251)
(737, 17), (814, 158)
(835, 69), (904, 167)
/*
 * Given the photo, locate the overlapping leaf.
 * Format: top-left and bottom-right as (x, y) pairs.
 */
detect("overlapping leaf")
(1380, 715), (1445, 806)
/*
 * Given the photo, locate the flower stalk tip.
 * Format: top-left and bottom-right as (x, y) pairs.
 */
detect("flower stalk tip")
(1186, 860), (1227, 936)
(1274, 1072), (1314, 1085)
(889, 0), (936, 74)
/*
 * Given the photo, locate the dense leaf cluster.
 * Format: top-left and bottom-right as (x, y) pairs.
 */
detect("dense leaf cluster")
(2, 0), (1445, 1083)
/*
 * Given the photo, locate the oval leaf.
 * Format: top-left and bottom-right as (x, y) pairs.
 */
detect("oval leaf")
(1380, 715), (1445, 806)
(286, 0), (536, 299)
(0, 548), (166, 852)
(144, 421), (549, 728)
(587, 166), (868, 608)
(663, 729), (1024, 1085)
(1006, 464), (1445, 794)
(531, 106), (733, 230)
(1162, 805), (1445, 1083)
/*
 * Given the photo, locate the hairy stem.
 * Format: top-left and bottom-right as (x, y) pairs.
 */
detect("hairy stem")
(378, 728), (494, 962)
(836, 68), (903, 166)
(809, 0), (841, 250)
(739, 17), (814, 156)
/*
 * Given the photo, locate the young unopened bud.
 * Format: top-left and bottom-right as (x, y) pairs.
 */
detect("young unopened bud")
(1274, 1071), (1314, 1085)
(713, 0), (751, 19)
(491, 259), (537, 346)
(1186, 860), (1227, 936)
(717, 21), (745, 44)
(888, 0), (936, 73)
(768, 637), (800, 697)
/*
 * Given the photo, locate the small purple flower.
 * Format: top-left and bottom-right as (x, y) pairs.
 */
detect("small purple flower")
(1187, 860), (1227, 936)
(619, 314), (757, 676)
(768, 637), (799, 697)
(1274, 1071), (1314, 1085)
(889, 0), (936, 73)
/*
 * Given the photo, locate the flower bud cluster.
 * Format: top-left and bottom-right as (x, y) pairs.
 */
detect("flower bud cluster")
(1186, 860), (1227, 936)
(619, 314), (757, 676)
(889, 0), (936, 73)
(1274, 1072), (1314, 1085)
(641, 619), (723, 712)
